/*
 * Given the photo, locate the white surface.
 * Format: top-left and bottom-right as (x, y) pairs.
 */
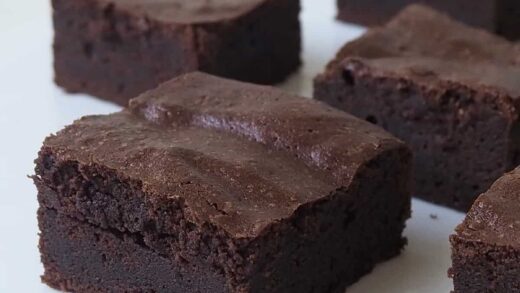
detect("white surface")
(0, 0), (465, 292)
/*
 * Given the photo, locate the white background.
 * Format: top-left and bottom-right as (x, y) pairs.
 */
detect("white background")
(0, 0), (465, 292)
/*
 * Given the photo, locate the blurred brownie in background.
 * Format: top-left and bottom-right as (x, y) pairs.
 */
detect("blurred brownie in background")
(337, 0), (520, 40)
(314, 5), (520, 211)
(52, 0), (301, 105)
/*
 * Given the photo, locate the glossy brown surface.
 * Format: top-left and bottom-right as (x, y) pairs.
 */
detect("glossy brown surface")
(455, 167), (520, 248)
(329, 5), (520, 96)
(44, 72), (403, 238)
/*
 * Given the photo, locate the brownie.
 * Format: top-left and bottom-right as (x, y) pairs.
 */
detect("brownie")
(314, 5), (520, 211)
(336, 0), (520, 40)
(34, 72), (411, 293)
(450, 167), (520, 292)
(52, 0), (301, 106)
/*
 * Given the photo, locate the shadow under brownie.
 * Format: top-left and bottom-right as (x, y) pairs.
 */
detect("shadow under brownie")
(52, 0), (301, 105)
(450, 167), (520, 292)
(314, 5), (520, 211)
(34, 72), (411, 292)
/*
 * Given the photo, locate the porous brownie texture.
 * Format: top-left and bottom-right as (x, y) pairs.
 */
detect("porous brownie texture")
(52, 0), (301, 105)
(336, 0), (520, 40)
(450, 167), (520, 292)
(35, 72), (411, 292)
(314, 5), (520, 211)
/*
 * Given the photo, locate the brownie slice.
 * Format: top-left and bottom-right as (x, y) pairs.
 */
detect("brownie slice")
(35, 72), (411, 293)
(314, 5), (520, 211)
(336, 0), (520, 40)
(450, 167), (520, 292)
(52, 0), (301, 105)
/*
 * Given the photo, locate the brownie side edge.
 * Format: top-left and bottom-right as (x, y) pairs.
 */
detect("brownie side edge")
(244, 142), (411, 292)
(495, 0), (520, 40)
(336, 0), (497, 32)
(34, 146), (250, 290)
(39, 207), (229, 293)
(450, 235), (520, 292)
(194, 0), (301, 85)
(313, 61), (519, 211)
(52, 0), (198, 105)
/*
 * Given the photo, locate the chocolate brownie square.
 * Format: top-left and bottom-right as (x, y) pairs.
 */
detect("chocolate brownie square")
(314, 5), (520, 211)
(336, 0), (520, 40)
(52, 0), (301, 105)
(35, 72), (411, 292)
(450, 167), (520, 292)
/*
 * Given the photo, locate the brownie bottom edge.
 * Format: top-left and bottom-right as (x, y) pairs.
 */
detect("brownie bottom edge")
(38, 208), (229, 293)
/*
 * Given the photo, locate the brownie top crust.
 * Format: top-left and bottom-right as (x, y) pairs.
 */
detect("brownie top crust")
(43, 72), (404, 238)
(455, 167), (520, 248)
(99, 0), (267, 24)
(322, 4), (520, 100)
